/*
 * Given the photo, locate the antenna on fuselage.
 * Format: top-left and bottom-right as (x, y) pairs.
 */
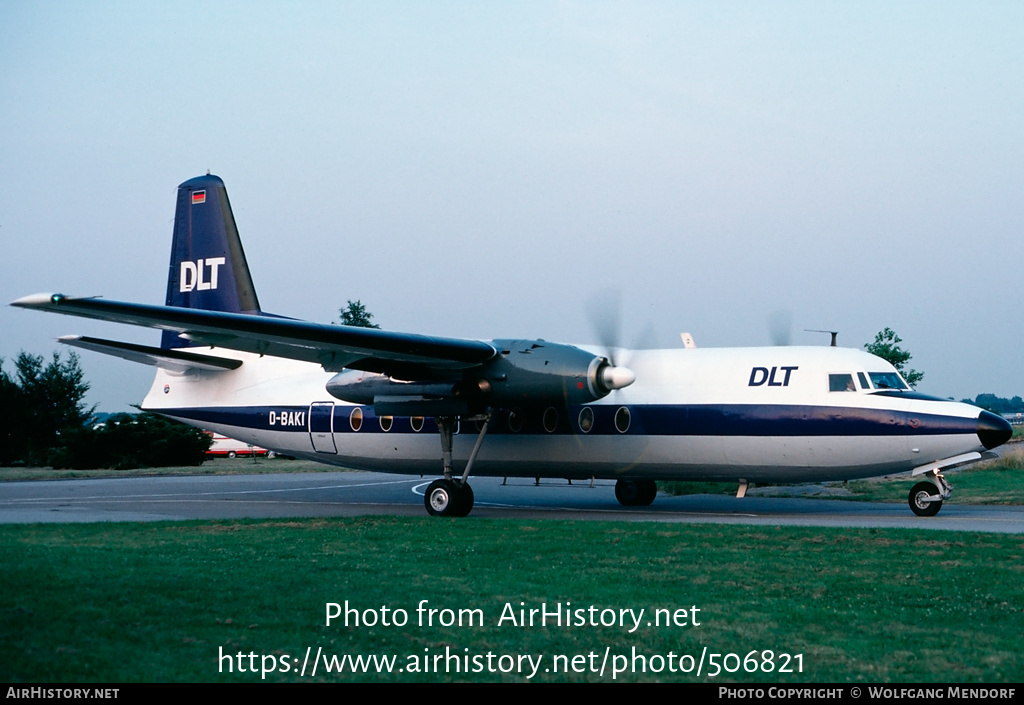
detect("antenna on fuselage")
(805, 329), (838, 347)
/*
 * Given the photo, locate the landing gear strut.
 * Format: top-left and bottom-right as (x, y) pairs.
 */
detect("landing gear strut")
(425, 413), (490, 517)
(614, 479), (658, 507)
(908, 471), (952, 517)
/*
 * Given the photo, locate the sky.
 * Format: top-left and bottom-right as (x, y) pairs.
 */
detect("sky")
(1, 1), (1021, 413)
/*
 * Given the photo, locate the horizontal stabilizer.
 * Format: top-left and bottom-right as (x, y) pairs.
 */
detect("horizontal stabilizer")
(58, 335), (243, 372)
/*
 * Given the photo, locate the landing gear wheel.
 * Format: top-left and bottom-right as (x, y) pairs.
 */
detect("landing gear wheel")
(637, 479), (657, 506)
(425, 480), (455, 516)
(909, 481), (942, 517)
(425, 479), (475, 517)
(456, 481), (475, 517)
(615, 479), (657, 507)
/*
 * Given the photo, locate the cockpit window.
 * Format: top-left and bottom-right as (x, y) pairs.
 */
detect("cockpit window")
(858, 372), (871, 389)
(829, 373), (856, 392)
(869, 372), (908, 390)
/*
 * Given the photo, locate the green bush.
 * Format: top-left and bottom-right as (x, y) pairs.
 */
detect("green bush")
(50, 413), (212, 470)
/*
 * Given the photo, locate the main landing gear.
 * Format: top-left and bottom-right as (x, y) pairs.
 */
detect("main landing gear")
(424, 413), (491, 518)
(423, 412), (661, 516)
(908, 471), (952, 517)
(614, 479), (658, 507)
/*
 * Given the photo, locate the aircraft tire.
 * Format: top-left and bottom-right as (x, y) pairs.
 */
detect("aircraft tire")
(615, 479), (638, 505)
(908, 481), (942, 517)
(453, 481), (474, 517)
(615, 479), (657, 507)
(637, 479), (658, 506)
(425, 479), (455, 517)
(425, 479), (474, 517)
(614, 479), (655, 506)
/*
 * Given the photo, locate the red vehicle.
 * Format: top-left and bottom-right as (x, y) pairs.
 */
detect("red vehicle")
(204, 433), (275, 459)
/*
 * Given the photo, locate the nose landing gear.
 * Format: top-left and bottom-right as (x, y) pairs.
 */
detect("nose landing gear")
(908, 471), (952, 517)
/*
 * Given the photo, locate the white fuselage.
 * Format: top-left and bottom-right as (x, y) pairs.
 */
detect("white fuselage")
(141, 345), (989, 484)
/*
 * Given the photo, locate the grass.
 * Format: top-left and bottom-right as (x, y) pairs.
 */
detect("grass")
(1, 518), (1022, 683)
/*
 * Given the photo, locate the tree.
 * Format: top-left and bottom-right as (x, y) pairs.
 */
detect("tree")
(961, 394), (1024, 414)
(864, 328), (923, 388)
(339, 300), (380, 329)
(8, 351), (94, 464)
(0, 358), (26, 464)
(1, 350), (213, 469)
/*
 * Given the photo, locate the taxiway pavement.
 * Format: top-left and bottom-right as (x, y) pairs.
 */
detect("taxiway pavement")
(1, 471), (1022, 533)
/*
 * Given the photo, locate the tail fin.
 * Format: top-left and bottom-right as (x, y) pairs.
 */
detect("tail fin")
(162, 174), (261, 348)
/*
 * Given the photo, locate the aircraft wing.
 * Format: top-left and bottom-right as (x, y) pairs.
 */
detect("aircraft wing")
(11, 294), (497, 374)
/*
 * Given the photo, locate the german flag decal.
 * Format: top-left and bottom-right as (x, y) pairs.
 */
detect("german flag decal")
(192, 190), (206, 205)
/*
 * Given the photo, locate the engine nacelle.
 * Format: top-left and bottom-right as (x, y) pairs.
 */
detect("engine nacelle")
(325, 370), (491, 416)
(326, 370), (451, 405)
(325, 339), (634, 416)
(481, 339), (633, 407)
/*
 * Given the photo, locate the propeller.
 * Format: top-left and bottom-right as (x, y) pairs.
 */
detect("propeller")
(769, 310), (792, 346)
(585, 288), (637, 392)
(586, 288), (623, 363)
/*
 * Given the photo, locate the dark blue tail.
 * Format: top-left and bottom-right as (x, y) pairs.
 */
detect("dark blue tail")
(162, 174), (261, 349)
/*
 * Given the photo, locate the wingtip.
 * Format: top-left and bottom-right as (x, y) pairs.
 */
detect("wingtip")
(10, 293), (64, 308)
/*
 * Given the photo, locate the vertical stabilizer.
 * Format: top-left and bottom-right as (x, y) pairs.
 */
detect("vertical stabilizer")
(162, 174), (261, 348)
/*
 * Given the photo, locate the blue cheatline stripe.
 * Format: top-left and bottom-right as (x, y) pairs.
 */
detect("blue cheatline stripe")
(152, 404), (977, 438)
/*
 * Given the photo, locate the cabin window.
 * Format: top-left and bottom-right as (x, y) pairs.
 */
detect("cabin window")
(858, 372), (871, 389)
(869, 372), (908, 390)
(508, 408), (523, 433)
(379, 415), (393, 432)
(349, 407), (363, 431)
(410, 416), (424, 432)
(578, 407), (594, 433)
(829, 373), (856, 392)
(614, 407), (631, 433)
(543, 407), (558, 433)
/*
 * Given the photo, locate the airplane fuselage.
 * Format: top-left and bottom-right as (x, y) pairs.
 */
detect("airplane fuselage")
(142, 345), (996, 484)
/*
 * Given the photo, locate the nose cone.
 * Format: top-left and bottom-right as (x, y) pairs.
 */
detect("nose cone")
(599, 365), (636, 392)
(977, 410), (1013, 450)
